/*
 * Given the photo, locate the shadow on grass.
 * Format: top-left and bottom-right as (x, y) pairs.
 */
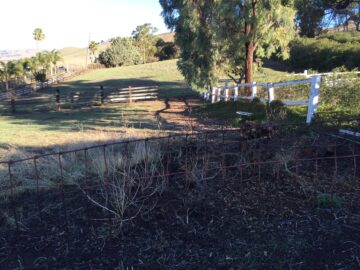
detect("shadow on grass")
(0, 77), (199, 135)
(195, 99), (308, 125)
(40, 77), (197, 99)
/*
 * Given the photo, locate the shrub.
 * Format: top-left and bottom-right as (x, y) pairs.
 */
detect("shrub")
(289, 32), (360, 71)
(320, 77), (360, 114)
(269, 100), (287, 119)
(98, 38), (142, 68)
(317, 193), (343, 208)
(156, 39), (179, 61)
(34, 71), (47, 83)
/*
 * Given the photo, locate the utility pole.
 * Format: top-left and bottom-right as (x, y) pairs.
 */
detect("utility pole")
(86, 32), (91, 67)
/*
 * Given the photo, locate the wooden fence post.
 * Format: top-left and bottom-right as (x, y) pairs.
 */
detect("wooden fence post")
(100, 85), (104, 105)
(129, 86), (132, 103)
(306, 75), (321, 124)
(70, 94), (74, 109)
(234, 86), (239, 101)
(55, 89), (61, 111)
(225, 87), (230, 101)
(251, 82), (257, 99)
(10, 97), (16, 114)
(211, 87), (217, 103)
(268, 83), (274, 103)
(217, 87), (222, 102)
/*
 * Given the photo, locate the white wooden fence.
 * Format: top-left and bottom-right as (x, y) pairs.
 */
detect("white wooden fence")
(203, 75), (321, 124)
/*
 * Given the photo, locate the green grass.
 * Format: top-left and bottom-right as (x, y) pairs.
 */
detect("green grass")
(59, 42), (110, 67)
(195, 99), (308, 125)
(0, 60), (193, 152)
(0, 59), (337, 154)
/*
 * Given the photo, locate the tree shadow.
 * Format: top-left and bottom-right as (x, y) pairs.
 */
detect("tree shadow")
(0, 77), (203, 149)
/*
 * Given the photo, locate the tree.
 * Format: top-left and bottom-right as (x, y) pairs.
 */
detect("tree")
(89, 41), (99, 63)
(98, 38), (141, 67)
(156, 39), (179, 60)
(46, 50), (63, 76)
(295, 0), (325, 37)
(35, 52), (51, 74)
(160, 0), (217, 88)
(217, 1), (296, 88)
(0, 61), (21, 91)
(132, 23), (158, 63)
(15, 58), (31, 84)
(160, 0), (296, 92)
(33, 28), (45, 52)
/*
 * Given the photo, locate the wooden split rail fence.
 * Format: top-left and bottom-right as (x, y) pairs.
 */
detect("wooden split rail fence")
(203, 76), (321, 124)
(0, 85), (158, 114)
(0, 74), (66, 101)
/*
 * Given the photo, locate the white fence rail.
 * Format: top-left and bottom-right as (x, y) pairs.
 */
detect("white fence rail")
(203, 75), (321, 124)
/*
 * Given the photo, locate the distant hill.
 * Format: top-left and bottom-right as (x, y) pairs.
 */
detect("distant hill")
(59, 42), (110, 67)
(157, 32), (175, 42)
(0, 49), (36, 61)
(60, 33), (175, 67)
(0, 32), (175, 65)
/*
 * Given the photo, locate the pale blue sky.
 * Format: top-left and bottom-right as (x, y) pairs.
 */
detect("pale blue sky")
(0, 0), (168, 50)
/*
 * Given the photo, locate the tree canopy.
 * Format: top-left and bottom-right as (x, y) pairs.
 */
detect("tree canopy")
(98, 38), (141, 67)
(159, 0), (296, 91)
(132, 23), (158, 64)
(33, 28), (45, 52)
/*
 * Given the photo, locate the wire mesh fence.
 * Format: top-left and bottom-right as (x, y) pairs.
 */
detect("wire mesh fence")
(0, 122), (359, 267)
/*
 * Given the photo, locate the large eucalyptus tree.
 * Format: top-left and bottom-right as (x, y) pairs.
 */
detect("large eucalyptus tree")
(160, 0), (296, 92)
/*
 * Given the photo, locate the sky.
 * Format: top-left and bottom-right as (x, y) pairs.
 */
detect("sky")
(0, 0), (168, 50)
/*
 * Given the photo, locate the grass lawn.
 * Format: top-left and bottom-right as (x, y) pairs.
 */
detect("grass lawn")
(0, 60), (194, 153)
(0, 59), (312, 155)
(195, 99), (308, 125)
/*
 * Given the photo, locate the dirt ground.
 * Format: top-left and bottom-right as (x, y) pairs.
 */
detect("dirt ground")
(1, 131), (360, 269)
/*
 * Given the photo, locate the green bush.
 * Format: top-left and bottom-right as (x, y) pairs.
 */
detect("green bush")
(289, 32), (360, 71)
(317, 193), (343, 208)
(98, 38), (141, 68)
(320, 77), (360, 114)
(34, 71), (47, 83)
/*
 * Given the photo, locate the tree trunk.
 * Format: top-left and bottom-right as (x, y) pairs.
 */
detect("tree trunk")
(5, 80), (9, 91)
(244, 1), (257, 96)
(245, 42), (255, 96)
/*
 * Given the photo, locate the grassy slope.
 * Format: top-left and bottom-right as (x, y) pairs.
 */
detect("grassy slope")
(59, 42), (110, 67)
(0, 59), (302, 152)
(59, 32), (174, 67)
(0, 60), (192, 150)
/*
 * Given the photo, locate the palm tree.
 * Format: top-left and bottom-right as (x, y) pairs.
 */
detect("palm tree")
(15, 58), (32, 84)
(33, 28), (45, 52)
(28, 57), (40, 78)
(35, 52), (51, 73)
(0, 61), (21, 91)
(89, 41), (99, 63)
(46, 50), (63, 76)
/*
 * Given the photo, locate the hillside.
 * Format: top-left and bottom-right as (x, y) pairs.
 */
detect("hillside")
(59, 42), (110, 67)
(0, 49), (36, 61)
(59, 33), (175, 67)
(157, 32), (175, 42)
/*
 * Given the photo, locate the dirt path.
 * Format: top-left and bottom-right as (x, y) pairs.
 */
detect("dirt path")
(155, 97), (222, 131)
